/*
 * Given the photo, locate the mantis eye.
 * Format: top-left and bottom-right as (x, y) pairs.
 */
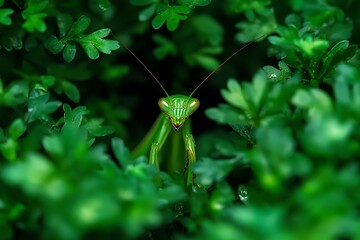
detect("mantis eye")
(158, 98), (172, 115)
(186, 98), (200, 116)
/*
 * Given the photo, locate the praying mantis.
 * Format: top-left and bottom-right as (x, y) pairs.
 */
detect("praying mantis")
(125, 35), (265, 186)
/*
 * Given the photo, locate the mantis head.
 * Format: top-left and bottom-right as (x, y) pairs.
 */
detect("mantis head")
(121, 35), (265, 130)
(159, 95), (199, 130)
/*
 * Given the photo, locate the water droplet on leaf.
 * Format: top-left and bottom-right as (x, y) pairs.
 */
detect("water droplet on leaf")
(238, 185), (249, 203)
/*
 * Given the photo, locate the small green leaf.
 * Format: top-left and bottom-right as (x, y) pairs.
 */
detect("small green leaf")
(152, 4), (190, 31)
(0, 25), (24, 50)
(27, 89), (62, 122)
(192, 14), (224, 45)
(8, 118), (26, 140)
(78, 29), (119, 59)
(22, 12), (47, 32)
(46, 35), (65, 54)
(0, 138), (17, 161)
(56, 13), (73, 37)
(84, 119), (114, 137)
(62, 81), (80, 103)
(21, 0), (48, 32)
(40, 75), (56, 87)
(42, 135), (63, 157)
(62, 43), (76, 62)
(153, 34), (177, 60)
(317, 40), (356, 80)
(112, 138), (131, 167)
(221, 79), (248, 110)
(263, 61), (291, 82)
(2, 153), (57, 196)
(192, 158), (240, 188)
(139, 4), (157, 21)
(158, 184), (187, 204)
(152, 13), (166, 30)
(205, 104), (244, 125)
(0, 8), (14, 25)
(63, 104), (88, 127)
(292, 88), (332, 116)
(2, 80), (28, 105)
(81, 43), (99, 59)
(96, 0), (111, 11)
(28, 88), (49, 107)
(89, 28), (111, 38)
(67, 15), (91, 37)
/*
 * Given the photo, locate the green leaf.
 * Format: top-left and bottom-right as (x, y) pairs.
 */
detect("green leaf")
(221, 79), (249, 110)
(191, 14), (223, 45)
(63, 104), (88, 128)
(81, 42), (99, 59)
(112, 138), (131, 167)
(0, 24), (24, 50)
(152, 4), (190, 31)
(40, 75), (56, 88)
(26, 88), (62, 122)
(96, 0), (111, 11)
(209, 183), (234, 213)
(62, 81), (80, 103)
(46, 35), (65, 54)
(262, 61), (291, 82)
(205, 104), (245, 125)
(317, 40), (356, 80)
(56, 13), (73, 37)
(192, 158), (240, 188)
(158, 184), (187, 204)
(2, 153), (59, 197)
(79, 29), (120, 59)
(0, 138), (17, 161)
(153, 34), (177, 60)
(67, 15), (91, 37)
(0, 8), (14, 25)
(62, 43), (76, 63)
(48, 15), (119, 61)
(139, 4), (157, 21)
(292, 88), (332, 116)
(84, 119), (114, 137)
(8, 118), (26, 140)
(21, 0), (48, 32)
(22, 12), (47, 32)
(42, 135), (63, 157)
(1, 80), (28, 106)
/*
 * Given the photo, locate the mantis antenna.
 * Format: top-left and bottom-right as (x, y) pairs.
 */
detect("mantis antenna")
(118, 38), (171, 99)
(116, 34), (265, 101)
(188, 35), (266, 99)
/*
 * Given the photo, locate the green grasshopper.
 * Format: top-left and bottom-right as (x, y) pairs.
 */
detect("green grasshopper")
(126, 36), (264, 186)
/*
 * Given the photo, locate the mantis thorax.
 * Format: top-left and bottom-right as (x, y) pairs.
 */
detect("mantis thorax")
(158, 94), (199, 130)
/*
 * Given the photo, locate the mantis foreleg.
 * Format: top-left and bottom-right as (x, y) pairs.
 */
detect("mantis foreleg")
(148, 115), (172, 166)
(131, 113), (196, 185)
(181, 119), (196, 185)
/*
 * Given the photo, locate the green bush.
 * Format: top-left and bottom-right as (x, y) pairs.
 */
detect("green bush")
(1, 0), (360, 239)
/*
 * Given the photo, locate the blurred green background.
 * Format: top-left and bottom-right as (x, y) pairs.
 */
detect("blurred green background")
(0, 0), (360, 239)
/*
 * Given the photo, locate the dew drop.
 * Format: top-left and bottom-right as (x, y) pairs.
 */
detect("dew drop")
(238, 185), (249, 204)
(269, 73), (277, 79)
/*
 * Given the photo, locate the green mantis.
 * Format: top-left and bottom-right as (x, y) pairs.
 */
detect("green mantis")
(126, 36), (264, 186)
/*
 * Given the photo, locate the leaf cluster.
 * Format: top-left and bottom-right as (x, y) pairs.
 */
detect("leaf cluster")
(1, 0), (360, 239)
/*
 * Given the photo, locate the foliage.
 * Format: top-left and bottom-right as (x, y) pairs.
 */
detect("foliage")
(1, 0), (360, 239)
